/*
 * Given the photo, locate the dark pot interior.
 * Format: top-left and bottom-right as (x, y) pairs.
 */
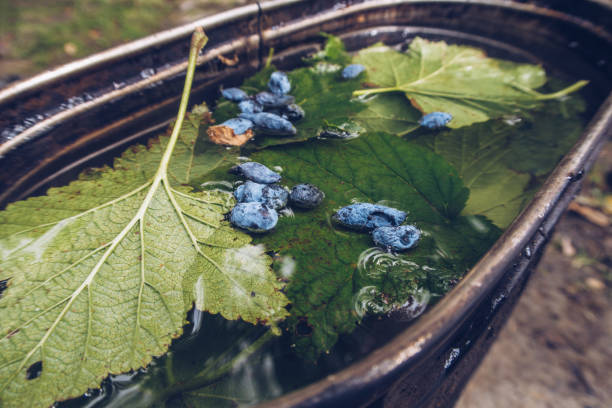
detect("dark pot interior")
(0, 1), (611, 407)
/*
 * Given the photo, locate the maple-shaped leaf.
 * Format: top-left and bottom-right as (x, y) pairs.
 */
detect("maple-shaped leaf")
(353, 38), (587, 128)
(0, 30), (288, 408)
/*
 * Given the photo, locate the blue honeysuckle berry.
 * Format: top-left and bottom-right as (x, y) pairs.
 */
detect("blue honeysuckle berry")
(234, 181), (289, 210)
(372, 225), (421, 252)
(289, 184), (324, 208)
(419, 112), (453, 129)
(221, 87), (249, 102)
(269, 103), (305, 122)
(254, 91), (295, 108)
(230, 202), (278, 233)
(333, 203), (407, 231)
(229, 161), (281, 184)
(220, 118), (253, 135)
(238, 99), (264, 114)
(239, 112), (297, 136)
(341, 64), (366, 79)
(268, 71), (291, 95)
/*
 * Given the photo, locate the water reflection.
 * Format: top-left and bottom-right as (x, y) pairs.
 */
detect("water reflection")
(353, 247), (432, 320)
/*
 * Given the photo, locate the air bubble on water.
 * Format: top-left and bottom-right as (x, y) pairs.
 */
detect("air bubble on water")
(140, 68), (156, 79)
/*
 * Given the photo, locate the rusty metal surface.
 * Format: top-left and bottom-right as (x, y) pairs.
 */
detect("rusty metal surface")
(0, 1), (611, 407)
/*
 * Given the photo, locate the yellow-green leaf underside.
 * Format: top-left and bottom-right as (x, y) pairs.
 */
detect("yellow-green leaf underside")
(354, 38), (587, 128)
(0, 107), (288, 408)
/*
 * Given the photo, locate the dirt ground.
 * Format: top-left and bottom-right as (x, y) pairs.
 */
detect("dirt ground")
(457, 143), (612, 408)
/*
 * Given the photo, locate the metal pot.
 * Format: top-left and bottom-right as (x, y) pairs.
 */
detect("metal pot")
(1, 1), (611, 407)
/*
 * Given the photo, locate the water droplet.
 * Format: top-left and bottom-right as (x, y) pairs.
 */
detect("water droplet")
(140, 68), (156, 79)
(444, 347), (461, 369)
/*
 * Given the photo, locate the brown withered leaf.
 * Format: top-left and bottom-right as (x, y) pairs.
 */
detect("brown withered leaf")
(207, 125), (254, 146)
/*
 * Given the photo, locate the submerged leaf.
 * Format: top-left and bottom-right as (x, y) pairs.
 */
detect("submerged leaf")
(355, 93), (420, 136)
(353, 38), (587, 128)
(410, 95), (585, 227)
(251, 132), (498, 359)
(305, 33), (353, 66)
(0, 39), (288, 406)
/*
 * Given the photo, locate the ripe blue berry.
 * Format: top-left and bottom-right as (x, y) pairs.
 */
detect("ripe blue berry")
(419, 112), (453, 129)
(239, 112), (297, 136)
(254, 91), (295, 108)
(230, 202), (278, 233)
(220, 118), (253, 135)
(289, 184), (324, 208)
(238, 99), (263, 114)
(234, 181), (289, 210)
(268, 71), (291, 95)
(270, 104), (305, 122)
(221, 87), (249, 102)
(341, 64), (365, 79)
(229, 162), (281, 184)
(333, 203), (407, 231)
(372, 225), (421, 252)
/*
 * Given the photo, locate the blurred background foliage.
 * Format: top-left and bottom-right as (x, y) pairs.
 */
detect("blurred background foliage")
(0, 0), (247, 81)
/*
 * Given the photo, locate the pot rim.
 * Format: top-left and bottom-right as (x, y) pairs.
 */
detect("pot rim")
(0, 1), (611, 407)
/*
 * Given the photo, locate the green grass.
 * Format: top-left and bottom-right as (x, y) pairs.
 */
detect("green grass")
(0, 0), (245, 78)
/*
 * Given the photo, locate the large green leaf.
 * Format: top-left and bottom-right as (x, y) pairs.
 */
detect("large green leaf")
(0, 34), (288, 408)
(353, 38), (587, 128)
(251, 132), (499, 359)
(408, 94), (585, 227)
(355, 93), (421, 136)
(417, 121), (531, 228)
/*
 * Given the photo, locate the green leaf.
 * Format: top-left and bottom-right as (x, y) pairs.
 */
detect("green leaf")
(353, 38), (588, 128)
(417, 121), (531, 228)
(251, 132), (498, 359)
(305, 33), (352, 66)
(0, 35), (288, 408)
(501, 102), (585, 176)
(354, 93), (421, 136)
(408, 95), (585, 228)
